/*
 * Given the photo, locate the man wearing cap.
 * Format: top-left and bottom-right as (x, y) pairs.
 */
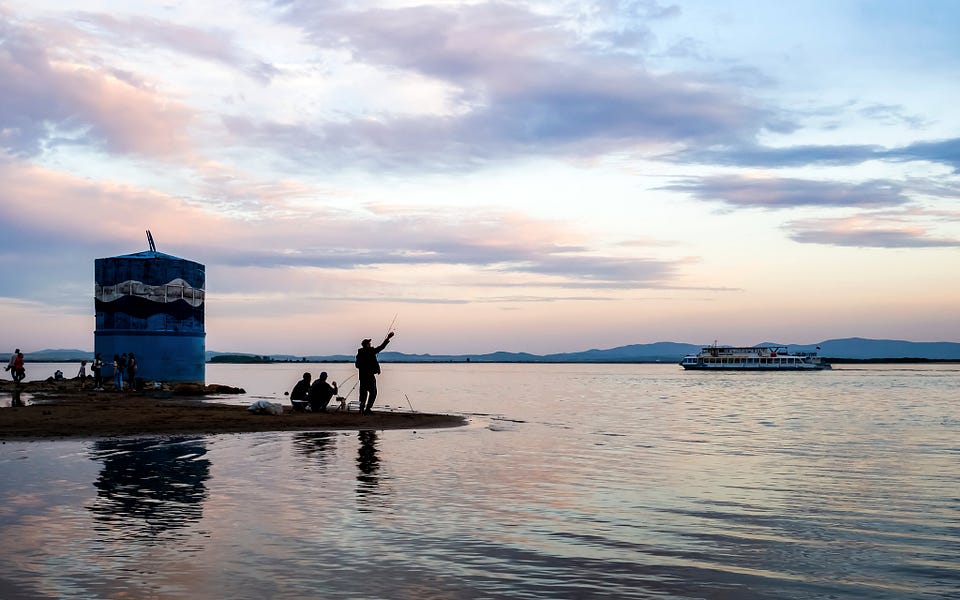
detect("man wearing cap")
(355, 332), (394, 414)
(308, 371), (338, 413)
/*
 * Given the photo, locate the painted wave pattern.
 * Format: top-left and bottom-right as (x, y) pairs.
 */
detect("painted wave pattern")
(95, 296), (204, 323)
(96, 278), (204, 307)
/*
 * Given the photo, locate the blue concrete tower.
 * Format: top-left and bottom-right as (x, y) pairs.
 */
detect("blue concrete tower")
(94, 235), (205, 383)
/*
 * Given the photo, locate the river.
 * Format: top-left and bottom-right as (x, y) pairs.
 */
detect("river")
(1, 362), (958, 598)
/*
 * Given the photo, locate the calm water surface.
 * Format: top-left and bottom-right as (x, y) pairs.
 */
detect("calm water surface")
(1, 363), (958, 599)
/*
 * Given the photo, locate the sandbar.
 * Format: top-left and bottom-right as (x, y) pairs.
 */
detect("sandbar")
(0, 379), (467, 440)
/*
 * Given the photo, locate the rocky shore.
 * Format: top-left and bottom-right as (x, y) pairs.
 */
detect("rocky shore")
(0, 378), (468, 440)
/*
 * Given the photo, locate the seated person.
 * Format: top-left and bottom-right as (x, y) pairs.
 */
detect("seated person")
(308, 372), (338, 413)
(289, 372), (311, 412)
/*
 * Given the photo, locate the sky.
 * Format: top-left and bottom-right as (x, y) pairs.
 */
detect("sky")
(1, 0), (958, 356)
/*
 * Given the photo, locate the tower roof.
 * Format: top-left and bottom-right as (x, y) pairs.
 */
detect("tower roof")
(113, 250), (187, 260)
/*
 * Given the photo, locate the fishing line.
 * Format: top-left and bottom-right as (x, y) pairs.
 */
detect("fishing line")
(385, 313), (399, 338)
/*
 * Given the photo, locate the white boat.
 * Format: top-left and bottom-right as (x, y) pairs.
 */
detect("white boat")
(679, 345), (831, 370)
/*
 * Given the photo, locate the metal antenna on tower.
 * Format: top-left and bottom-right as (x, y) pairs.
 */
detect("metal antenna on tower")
(146, 230), (156, 252)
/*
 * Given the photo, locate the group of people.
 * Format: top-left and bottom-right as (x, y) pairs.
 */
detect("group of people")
(290, 371), (340, 413)
(5, 348), (25, 384)
(5, 349), (134, 391)
(289, 331), (394, 414)
(110, 352), (137, 391)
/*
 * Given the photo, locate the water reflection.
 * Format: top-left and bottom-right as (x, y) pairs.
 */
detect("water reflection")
(356, 430), (381, 504)
(10, 389), (25, 407)
(87, 437), (210, 536)
(293, 431), (337, 465)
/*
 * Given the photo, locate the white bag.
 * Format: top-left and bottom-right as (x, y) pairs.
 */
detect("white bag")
(247, 400), (283, 415)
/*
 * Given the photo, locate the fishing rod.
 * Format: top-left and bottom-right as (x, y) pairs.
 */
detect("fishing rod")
(385, 313), (399, 339)
(327, 371), (355, 396)
(336, 371), (357, 387)
(341, 379), (360, 400)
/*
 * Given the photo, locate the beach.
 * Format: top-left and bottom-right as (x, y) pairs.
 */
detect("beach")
(0, 378), (467, 439)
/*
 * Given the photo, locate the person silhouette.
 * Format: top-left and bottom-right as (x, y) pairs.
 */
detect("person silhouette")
(308, 372), (338, 413)
(289, 372), (311, 412)
(12, 351), (25, 384)
(5, 348), (19, 379)
(355, 332), (394, 414)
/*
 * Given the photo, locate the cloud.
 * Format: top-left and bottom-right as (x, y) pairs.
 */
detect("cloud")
(189, 206), (683, 290)
(785, 213), (960, 248)
(0, 158), (691, 311)
(506, 253), (678, 285)
(0, 14), (195, 158)
(662, 175), (910, 209)
(888, 138), (960, 172)
(222, 1), (782, 170)
(74, 12), (281, 83)
(663, 143), (881, 168)
(662, 137), (960, 172)
(857, 103), (929, 129)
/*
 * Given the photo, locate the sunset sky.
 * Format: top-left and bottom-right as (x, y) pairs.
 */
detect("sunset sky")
(1, 0), (958, 356)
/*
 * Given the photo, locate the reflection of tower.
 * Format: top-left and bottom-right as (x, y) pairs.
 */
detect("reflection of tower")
(356, 430), (380, 501)
(88, 437), (210, 535)
(94, 232), (205, 383)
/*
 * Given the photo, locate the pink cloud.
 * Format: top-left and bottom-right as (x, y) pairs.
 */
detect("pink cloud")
(786, 213), (960, 248)
(0, 158), (226, 241)
(0, 156), (688, 294)
(0, 14), (195, 158)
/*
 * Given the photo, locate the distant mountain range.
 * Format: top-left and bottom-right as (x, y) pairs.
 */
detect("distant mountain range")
(19, 338), (960, 363)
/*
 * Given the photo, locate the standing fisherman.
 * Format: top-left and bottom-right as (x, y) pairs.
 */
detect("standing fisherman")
(355, 332), (394, 414)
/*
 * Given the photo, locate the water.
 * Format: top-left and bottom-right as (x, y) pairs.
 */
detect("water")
(1, 363), (958, 599)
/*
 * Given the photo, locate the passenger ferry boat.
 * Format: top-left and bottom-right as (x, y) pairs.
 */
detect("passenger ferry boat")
(679, 345), (831, 370)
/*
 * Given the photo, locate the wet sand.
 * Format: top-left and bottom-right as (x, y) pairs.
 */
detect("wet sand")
(0, 379), (467, 440)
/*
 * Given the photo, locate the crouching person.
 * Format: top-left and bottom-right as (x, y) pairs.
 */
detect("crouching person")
(289, 372), (311, 412)
(308, 372), (338, 413)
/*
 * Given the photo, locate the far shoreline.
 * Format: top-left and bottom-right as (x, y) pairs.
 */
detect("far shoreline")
(15, 358), (960, 365)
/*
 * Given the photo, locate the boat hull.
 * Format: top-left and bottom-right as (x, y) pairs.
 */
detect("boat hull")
(680, 364), (830, 371)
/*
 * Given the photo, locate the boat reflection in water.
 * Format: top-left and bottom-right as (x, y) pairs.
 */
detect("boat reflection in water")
(680, 344), (831, 370)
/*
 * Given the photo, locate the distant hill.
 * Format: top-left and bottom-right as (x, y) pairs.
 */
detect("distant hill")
(542, 342), (702, 362)
(22, 349), (94, 362)
(209, 338), (960, 363)
(788, 338), (960, 360)
(22, 338), (960, 364)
